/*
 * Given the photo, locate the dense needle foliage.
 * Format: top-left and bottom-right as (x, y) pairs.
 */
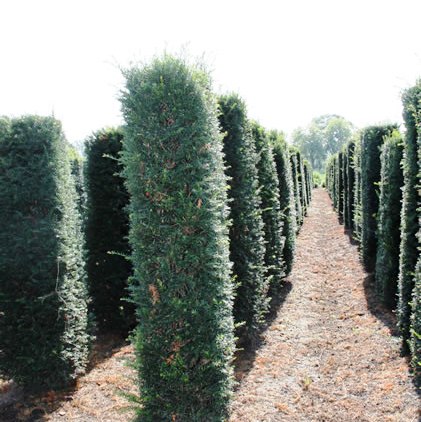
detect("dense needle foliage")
(289, 147), (303, 228)
(218, 94), (268, 340)
(360, 124), (396, 272)
(271, 132), (297, 275)
(0, 116), (90, 391)
(121, 56), (235, 421)
(399, 81), (421, 352)
(85, 128), (134, 332)
(251, 122), (284, 294)
(375, 131), (403, 308)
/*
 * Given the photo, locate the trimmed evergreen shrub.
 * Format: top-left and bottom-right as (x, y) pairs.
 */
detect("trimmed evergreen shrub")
(360, 124), (396, 271)
(398, 81), (421, 350)
(68, 146), (86, 217)
(411, 255), (421, 386)
(251, 122), (284, 294)
(352, 135), (363, 243)
(303, 159), (312, 206)
(289, 147), (303, 228)
(337, 151), (344, 222)
(296, 150), (308, 217)
(341, 147), (348, 225)
(0, 116), (90, 391)
(344, 140), (356, 231)
(271, 131), (297, 276)
(85, 128), (134, 332)
(375, 131), (403, 308)
(120, 56), (235, 420)
(332, 154), (338, 210)
(218, 94), (268, 339)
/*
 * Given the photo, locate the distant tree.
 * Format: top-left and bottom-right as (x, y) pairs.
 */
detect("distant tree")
(292, 114), (354, 172)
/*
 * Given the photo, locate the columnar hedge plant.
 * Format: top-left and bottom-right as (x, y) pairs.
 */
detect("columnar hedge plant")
(218, 94), (268, 339)
(289, 147), (303, 228)
(303, 159), (312, 206)
(68, 146), (86, 216)
(271, 131), (297, 275)
(251, 121), (284, 294)
(85, 128), (134, 332)
(0, 116), (90, 391)
(399, 81), (421, 352)
(375, 130), (403, 308)
(344, 140), (356, 231)
(360, 124), (396, 271)
(337, 151), (344, 222)
(411, 256), (421, 386)
(297, 150), (308, 217)
(120, 56), (235, 420)
(352, 135), (362, 242)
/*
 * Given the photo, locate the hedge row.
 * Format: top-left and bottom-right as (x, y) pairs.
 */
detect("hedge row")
(0, 55), (313, 416)
(326, 79), (421, 386)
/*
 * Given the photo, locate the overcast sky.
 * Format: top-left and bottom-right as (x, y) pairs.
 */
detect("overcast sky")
(1, 0), (420, 145)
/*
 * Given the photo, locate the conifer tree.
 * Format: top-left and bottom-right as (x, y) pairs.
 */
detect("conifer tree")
(399, 81), (421, 351)
(251, 121), (284, 294)
(352, 135), (363, 243)
(85, 128), (134, 332)
(121, 56), (235, 420)
(218, 94), (268, 339)
(360, 125), (396, 271)
(375, 131), (403, 308)
(289, 147), (302, 228)
(0, 116), (90, 390)
(271, 132), (297, 276)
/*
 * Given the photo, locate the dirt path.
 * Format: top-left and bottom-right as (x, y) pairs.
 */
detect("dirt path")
(229, 188), (419, 421)
(1, 189), (419, 421)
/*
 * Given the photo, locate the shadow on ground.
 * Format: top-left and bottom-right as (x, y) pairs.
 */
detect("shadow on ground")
(233, 280), (293, 386)
(363, 274), (400, 337)
(0, 332), (129, 422)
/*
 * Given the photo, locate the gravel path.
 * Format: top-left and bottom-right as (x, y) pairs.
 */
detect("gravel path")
(229, 188), (420, 422)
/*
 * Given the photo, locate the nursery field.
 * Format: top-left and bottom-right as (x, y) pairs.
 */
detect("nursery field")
(1, 189), (418, 421)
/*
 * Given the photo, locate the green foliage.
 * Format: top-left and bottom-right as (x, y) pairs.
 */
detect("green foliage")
(352, 135), (363, 242)
(292, 114), (354, 171)
(120, 56), (235, 421)
(411, 256), (421, 386)
(399, 80), (421, 350)
(271, 132), (297, 276)
(312, 171), (325, 188)
(251, 122), (284, 294)
(360, 124), (396, 272)
(296, 150), (308, 217)
(218, 94), (268, 340)
(0, 116), (90, 391)
(344, 140), (356, 231)
(337, 151), (344, 222)
(304, 160), (313, 203)
(289, 147), (303, 228)
(375, 131), (403, 308)
(68, 146), (86, 218)
(85, 128), (134, 332)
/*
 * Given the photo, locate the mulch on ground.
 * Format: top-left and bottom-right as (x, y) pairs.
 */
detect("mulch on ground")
(229, 189), (419, 421)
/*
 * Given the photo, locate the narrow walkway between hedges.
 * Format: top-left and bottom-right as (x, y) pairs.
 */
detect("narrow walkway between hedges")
(229, 188), (419, 422)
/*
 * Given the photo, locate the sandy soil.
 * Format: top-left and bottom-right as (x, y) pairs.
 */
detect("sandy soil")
(0, 188), (419, 421)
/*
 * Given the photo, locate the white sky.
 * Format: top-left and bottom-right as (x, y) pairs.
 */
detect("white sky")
(1, 0), (420, 145)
